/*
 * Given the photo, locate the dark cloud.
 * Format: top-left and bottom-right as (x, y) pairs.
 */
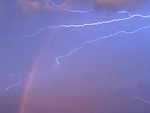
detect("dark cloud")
(18, 0), (54, 11)
(64, 0), (149, 11)
(14, 0), (149, 13)
(17, 0), (74, 13)
(92, 0), (148, 10)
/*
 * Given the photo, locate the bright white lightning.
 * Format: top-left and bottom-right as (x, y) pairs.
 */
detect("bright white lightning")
(134, 96), (150, 104)
(55, 24), (150, 65)
(22, 9), (150, 66)
(5, 79), (21, 91)
(47, 0), (93, 13)
(117, 10), (131, 16)
(52, 14), (150, 28)
(24, 13), (150, 38)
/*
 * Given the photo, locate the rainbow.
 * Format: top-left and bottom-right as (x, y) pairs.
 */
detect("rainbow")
(18, 56), (39, 113)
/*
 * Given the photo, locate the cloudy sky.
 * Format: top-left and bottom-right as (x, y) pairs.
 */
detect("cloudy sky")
(1, 0), (150, 113)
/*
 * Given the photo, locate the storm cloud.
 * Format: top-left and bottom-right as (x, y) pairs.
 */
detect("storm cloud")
(92, 0), (148, 10)
(3, 0), (144, 14)
(66, 0), (149, 11)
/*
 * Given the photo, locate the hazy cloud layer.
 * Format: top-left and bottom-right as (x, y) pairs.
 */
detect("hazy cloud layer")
(66, 0), (149, 10)
(0, 0), (148, 14)
(17, 0), (149, 12)
(18, 0), (55, 12)
(92, 0), (148, 10)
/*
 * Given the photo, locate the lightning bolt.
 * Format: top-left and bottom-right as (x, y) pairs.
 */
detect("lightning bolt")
(5, 73), (21, 90)
(22, 10), (150, 66)
(134, 96), (150, 104)
(46, 0), (93, 13)
(55, 24), (150, 66)
(117, 10), (131, 16)
(5, 79), (21, 91)
(24, 13), (150, 38)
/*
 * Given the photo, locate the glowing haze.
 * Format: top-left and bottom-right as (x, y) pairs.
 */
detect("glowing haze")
(1, 0), (150, 113)
(93, 0), (148, 10)
(65, 0), (148, 10)
(0, 0), (148, 13)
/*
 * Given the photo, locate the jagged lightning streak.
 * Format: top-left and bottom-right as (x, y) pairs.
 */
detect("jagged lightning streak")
(5, 79), (21, 90)
(51, 14), (150, 28)
(4, 73), (21, 90)
(24, 13), (150, 38)
(134, 96), (150, 104)
(55, 24), (150, 66)
(117, 10), (131, 16)
(46, 0), (93, 13)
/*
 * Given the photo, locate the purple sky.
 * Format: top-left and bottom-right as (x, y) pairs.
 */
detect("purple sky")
(1, 0), (150, 113)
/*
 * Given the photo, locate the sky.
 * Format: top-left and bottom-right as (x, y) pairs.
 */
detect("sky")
(1, 0), (150, 113)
